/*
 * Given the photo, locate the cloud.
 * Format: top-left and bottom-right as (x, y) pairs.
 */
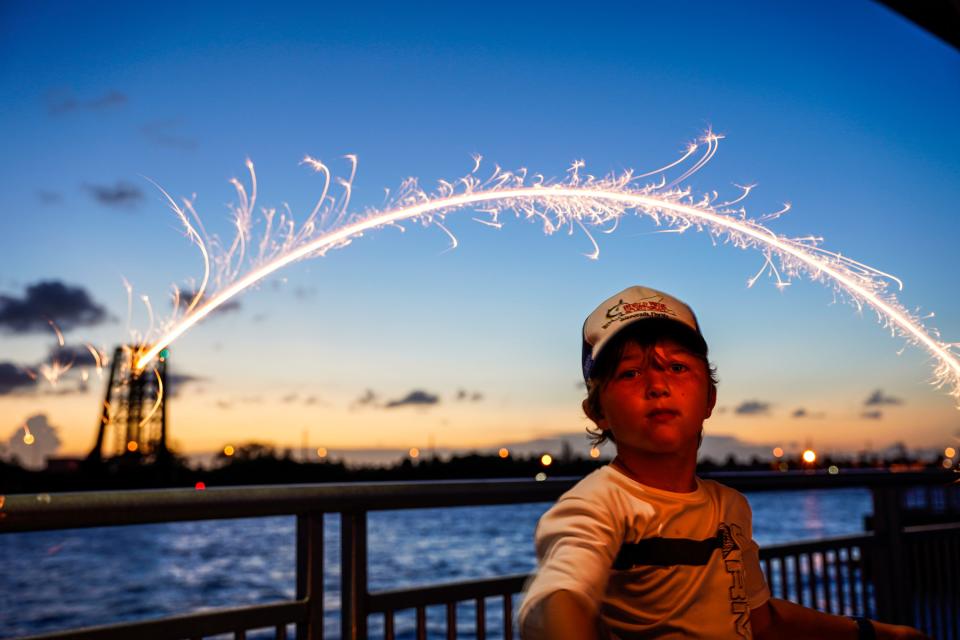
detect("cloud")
(861, 410), (884, 420)
(36, 190), (63, 205)
(165, 372), (205, 398)
(385, 389), (440, 409)
(455, 389), (484, 402)
(791, 408), (825, 419)
(351, 389), (380, 410)
(176, 290), (241, 315)
(281, 393), (299, 403)
(46, 344), (105, 368)
(0, 363), (36, 395)
(734, 400), (770, 416)
(47, 89), (127, 115)
(5, 414), (62, 470)
(140, 120), (197, 150)
(293, 286), (317, 300)
(865, 389), (902, 406)
(84, 181), (144, 209)
(0, 280), (109, 333)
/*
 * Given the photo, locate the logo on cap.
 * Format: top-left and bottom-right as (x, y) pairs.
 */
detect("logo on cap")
(602, 295), (677, 329)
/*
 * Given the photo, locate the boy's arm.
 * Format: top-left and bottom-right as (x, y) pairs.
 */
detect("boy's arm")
(751, 598), (930, 639)
(521, 590), (599, 640)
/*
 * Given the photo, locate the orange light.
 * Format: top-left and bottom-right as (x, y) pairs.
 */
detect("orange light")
(498, 448), (509, 458)
(409, 447), (420, 458)
(540, 454), (553, 466)
(590, 447), (600, 459)
(945, 447), (956, 458)
(802, 449), (816, 464)
(772, 447), (784, 458)
(223, 445), (235, 456)
(127, 441), (139, 452)
(23, 433), (35, 445)
(317, 447), (328, 458)
(195, 481), (206, 490)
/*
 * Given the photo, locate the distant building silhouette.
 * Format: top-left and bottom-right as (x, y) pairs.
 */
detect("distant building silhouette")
(88, 346), (169, 463)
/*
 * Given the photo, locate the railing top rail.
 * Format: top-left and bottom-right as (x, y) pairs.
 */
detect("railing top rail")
(1, 470), (954, 533)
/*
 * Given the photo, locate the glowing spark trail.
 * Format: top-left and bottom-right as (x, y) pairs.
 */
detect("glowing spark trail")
(131, 135), (960, 407)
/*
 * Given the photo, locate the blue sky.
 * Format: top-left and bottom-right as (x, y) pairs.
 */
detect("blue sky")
(1, 1), (958, 459)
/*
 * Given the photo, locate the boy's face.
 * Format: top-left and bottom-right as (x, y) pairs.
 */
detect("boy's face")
(589, 338), (716, 457)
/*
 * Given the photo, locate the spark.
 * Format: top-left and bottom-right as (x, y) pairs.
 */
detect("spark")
(84, 343), (106, 379)
(129, 136), (959, 408)
(47, 319), (65, 346)
(38, 359), (73, 386)
(138, 367), (163, 428)
(22, 424), (34, 446)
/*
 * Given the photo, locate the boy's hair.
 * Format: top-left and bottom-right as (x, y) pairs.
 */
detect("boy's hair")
(584, 318), (719, 446)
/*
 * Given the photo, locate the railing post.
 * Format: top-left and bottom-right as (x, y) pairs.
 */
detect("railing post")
(297, 512), (325, 639)
(341, 509), (369, 640)
(870, 486), (909, 624)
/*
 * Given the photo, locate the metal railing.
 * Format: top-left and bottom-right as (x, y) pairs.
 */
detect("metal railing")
(1, 470), (956, 640)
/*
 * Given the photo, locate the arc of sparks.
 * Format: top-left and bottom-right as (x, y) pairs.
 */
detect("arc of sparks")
(133, 139), (960, 409)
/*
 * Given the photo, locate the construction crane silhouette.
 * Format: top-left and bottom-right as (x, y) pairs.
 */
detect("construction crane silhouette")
(88, 346), (170, 463)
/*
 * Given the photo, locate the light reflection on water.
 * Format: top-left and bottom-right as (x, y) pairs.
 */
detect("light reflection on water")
(0, 488), (871, 638)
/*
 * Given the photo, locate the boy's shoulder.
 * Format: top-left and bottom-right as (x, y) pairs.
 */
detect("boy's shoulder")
(560, 467), (749, 510)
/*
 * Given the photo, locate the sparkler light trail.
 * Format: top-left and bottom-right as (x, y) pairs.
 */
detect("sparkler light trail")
(131, 133), (960, 407)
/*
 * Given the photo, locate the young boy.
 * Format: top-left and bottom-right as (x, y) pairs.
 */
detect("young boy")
(518, 286), (926, 639)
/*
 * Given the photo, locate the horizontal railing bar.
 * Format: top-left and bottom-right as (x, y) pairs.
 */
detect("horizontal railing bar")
(368, 574), (529, 612)
(0, 479), (574, 533)
(759, 533), (875, 557)
(15, 600), (307, 640)
(2, 470), (953, 534)
(902, 521), (960, 536)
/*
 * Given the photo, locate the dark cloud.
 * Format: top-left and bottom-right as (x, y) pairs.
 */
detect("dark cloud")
(351, 389), (379, 410)
(0, 281), (109, 333)
(165, 372), (205, 398)
(791, 408), (825, 419)
(36, 190), (63, 205)
(734, 400), (771, 416)
(84, 181), (144, 209)
(47, 344), (104, 368)
(861, 410), (884, 420)
(865, 389), (902, 406)
(385, 390), (440, 409)
(455, 389), (484, 402)
(4, 414), (62, 470)
(47, 89), (127, 115)
(140, 120), (197, 150)
(0, 363), (37, 395)
(176, 291), (241, 315)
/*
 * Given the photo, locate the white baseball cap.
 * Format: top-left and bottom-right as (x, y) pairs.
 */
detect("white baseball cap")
(581, 285), (707, 381)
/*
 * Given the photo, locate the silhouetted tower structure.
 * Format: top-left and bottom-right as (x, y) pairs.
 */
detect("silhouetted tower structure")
(88, 346), (170, 462)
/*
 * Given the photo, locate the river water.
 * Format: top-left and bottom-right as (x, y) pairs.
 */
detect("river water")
(0, 487), (872, 639)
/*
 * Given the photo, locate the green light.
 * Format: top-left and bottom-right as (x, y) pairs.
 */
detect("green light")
(159, 348), (169, 359)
